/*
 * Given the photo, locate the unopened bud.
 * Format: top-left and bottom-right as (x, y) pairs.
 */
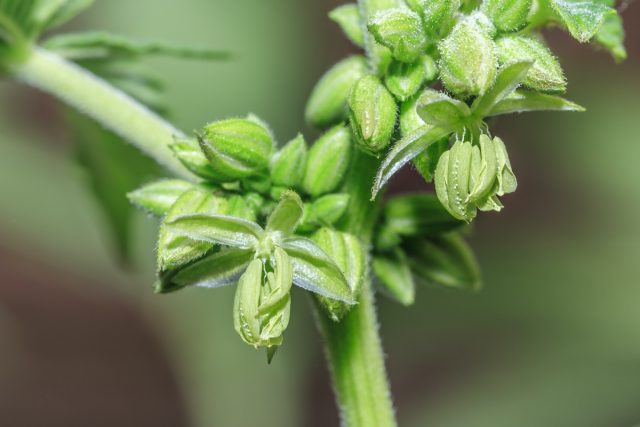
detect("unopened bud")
(270, 133), (308, 188)
(385, 60), (426, 101)
(368, 8), (427, 63)
(482, 0), (532, 33)
(302, 125), (352, 197)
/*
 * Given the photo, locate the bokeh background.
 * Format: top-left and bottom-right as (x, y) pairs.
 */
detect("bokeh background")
(1, 1), (639, 426)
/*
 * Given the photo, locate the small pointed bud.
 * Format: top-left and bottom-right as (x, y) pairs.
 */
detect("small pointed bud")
(496, 36), (566, 93)
(305, 56), (368, 129)
(368, 8), (427, 63)
(438, 18), (498, 98)
(170, 137), (226, 181)
(384, 60), (426, 101)
(200, 118), (273, 180)
(329, 3), (365, 47)
(312, 228), (365, 321)
(302, 125), (352, 197)
(270, 134), (308, 188)
(406, 0), (460, 36)
(348, 75), (398, 154)
(482, 0), (532, 32)
(128, 179), (194, 217)
(311, 193), (351, 226)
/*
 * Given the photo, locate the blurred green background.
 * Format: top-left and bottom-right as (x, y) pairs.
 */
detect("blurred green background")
(0, 1), (639, 426)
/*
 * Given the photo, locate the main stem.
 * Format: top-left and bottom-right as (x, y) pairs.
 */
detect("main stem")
(11, 47), (196, 180)
(317, 150), (397, 427)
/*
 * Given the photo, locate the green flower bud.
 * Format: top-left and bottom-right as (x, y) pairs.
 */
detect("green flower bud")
(302, 125), (352, 197)
(468, 11), (498, 38)
(434, 140), (477, 222)
(329, 3), (365, 47)
(270, 133), (308, 188)
(384, 60), (426, 101)
(199, 118), (273, 181)
(438, 18), (498, 98)
(311, 193), (351, 225)
(305, 56), (368, 129)
(348, 75), (397, 154)
(128, 179), (194, 217)
(170, 137), (226, 181)
(368, 8), (427, 63)
(312, 228), (365, 321)
(406, 0), (460, 36)
(482, 0), (532, 32)
(496, 36), (566, 93)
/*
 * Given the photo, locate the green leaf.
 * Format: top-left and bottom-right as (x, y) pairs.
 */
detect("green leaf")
(372, 125), (451, 199)
(166, 213), (264, 249)
(488, 90), (585, 116)
(471, 61), (533, 118)
(311, 228), (365, 321)
(44, 31), (230, 60)
(373, 249), (415, 305)
(329, 3), (364, 47)
(595, 13), (626, 61)
(406, 233), (482, 290)
(281, 236), (354, 304)
(266, 190), (304, 234)
(127, 179), (194, 217)
(416, 89), (471, 130)
(170, 248), (253, 289)
(550, 0), (614, 42)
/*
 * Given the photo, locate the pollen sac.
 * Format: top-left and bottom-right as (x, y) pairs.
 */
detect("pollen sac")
(406, 0), (460, 36)
(348, 75), (398, 154)
(438, 18), (498, 98)
(368, 8), (427, 63)
(482, 0), (532, 33)
(305, 55), (368, 129)
(302, 125), (352, 197)
(384, 60), (426, 101)
(200, 118), (273, 181)
(435, 135), (517, 222)
(496, 36), (566, 93)
(270, 133), (308, 188)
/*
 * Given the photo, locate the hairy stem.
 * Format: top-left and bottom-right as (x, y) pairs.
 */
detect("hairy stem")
(317, 150), (397, 427)
(11, 47), (195, 180)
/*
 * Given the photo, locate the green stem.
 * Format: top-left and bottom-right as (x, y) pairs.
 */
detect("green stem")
(317, 150), (397, 427)
(11, 47), (195, 180)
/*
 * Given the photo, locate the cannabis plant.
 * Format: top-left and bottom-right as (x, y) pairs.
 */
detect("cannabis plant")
(0, 0), (626, 425)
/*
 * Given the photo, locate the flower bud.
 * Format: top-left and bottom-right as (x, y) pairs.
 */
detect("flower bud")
(305, 56), (368, 129)
(368, 8), (427, 63)
(482, 0), (532, 32)
(302, 125), (352, 197)
(311, 193), (351, 226)
(438, 18), (498, 98)
(128, 179), (194, 217)
(200, 118), (273, 181)
(170, 137), (226, 181)
(312, 228), (365, 321)
(496, 36), (566, 93)
(270, 133), (308, 188)
(406, 0), (460, 36)
(329, 3), (365, 47)
(384, 60), (426, 101)
(348, 75), (397, 154)
(434, 140), (477, 222)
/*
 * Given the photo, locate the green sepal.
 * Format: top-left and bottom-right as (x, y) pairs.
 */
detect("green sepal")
(377, 193), (464, 250)
(385, 60), (426, 101)
(594, 13), (626, 61)
(233, 259), (264, 346)
(471, 60), (533, 118)
(416, 89), (471, 130)
(281, 236), (354, 304)
(311, 228), (365, 321)
(496, 36), (566, 93)
(127, 179), (194, 217)
(266, 190), (304, 235)
(493, 136), (517, 195)
(348, 75), (398, 154)
(302, 124), (352, 197)
(482, 0), (533, 32)
(406, 233), (482, 290)
(43, 31), (229, 61)
(270, 133), (308, 188)
(488, 89), (585, 116)
(165, 212), (264, 249)
(305, 55), (368, 129)
(372, 125), (451, 199)
(329, 3), (365, 47)
(550, 0), (615, 43)
(372, 249), (415, 305)
(200, 118), (273, 181)
(156, 188), (224, 273)
(368, 8), (427, 63)
(170, 137), (225, 181)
